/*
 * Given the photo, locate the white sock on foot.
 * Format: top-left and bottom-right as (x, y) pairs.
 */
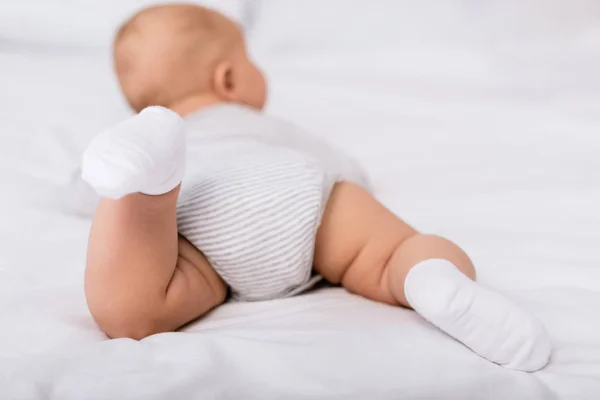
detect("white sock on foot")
(81, 106), (185, 199)
(404, 259), (552, 371)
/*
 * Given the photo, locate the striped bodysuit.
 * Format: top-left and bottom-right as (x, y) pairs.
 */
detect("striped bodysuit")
(176, 104), (369, 301)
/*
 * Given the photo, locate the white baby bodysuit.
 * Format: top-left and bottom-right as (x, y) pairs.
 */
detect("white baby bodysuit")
(177, 104), (369, 300)
(75, 104), (369, 301)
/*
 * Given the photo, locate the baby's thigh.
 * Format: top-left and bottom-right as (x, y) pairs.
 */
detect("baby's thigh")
(314, 182), (416, 302)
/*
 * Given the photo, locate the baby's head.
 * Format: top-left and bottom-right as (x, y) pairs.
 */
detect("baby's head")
(114, 4), (266, 115)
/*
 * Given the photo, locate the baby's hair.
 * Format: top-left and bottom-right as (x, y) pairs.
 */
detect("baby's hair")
(114, 3), (230, 46)
(113, 3), (240, 111)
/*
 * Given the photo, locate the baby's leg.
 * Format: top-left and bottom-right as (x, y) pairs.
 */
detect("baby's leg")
(83, 107), (226, 340)
(314, 182), (551, 371)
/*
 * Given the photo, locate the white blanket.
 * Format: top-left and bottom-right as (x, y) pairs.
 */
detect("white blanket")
(1, 1), (600, 399)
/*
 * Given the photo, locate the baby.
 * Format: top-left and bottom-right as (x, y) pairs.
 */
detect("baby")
(80, 4), (551, 371)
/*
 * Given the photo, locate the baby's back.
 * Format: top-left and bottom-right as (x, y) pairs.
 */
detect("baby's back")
(182, 103), (368, 186)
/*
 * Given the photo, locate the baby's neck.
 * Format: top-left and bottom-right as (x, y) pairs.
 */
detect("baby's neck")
(168, 93), (228, 118)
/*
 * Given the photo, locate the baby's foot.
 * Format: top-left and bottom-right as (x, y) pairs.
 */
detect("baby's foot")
(405, 259), (552, 372)
(81, 106), (185, 199)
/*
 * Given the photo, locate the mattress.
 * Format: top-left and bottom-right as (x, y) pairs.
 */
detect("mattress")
(1, 1), (600, 399)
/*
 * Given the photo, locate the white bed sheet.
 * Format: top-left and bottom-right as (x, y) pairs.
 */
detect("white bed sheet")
(1, 1), (600, 399)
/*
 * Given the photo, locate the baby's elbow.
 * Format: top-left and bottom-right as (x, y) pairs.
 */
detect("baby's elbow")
(89, 303), (163, 341)
(103, 318), (160, 341)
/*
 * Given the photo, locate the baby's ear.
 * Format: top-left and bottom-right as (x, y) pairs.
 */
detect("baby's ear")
(213, 61), (237, 101)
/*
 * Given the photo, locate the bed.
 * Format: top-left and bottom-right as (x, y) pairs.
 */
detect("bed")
(1, 1), (600, 399)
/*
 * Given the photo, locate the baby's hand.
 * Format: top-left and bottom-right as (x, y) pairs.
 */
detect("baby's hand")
(81, 106), (185, 199)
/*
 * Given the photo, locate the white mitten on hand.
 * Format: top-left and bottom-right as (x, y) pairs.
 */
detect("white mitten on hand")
(81, 106), (185, 199)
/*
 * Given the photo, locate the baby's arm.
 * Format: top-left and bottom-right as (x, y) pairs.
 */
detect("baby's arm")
(83, 107), (225, 339)
(86, 189), (225, 339)
(314, 183), (552, 371)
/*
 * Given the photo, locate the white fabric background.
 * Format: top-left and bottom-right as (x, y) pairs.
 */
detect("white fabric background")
(0, 0), (252, 46)
(0, 0), (599, 399)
